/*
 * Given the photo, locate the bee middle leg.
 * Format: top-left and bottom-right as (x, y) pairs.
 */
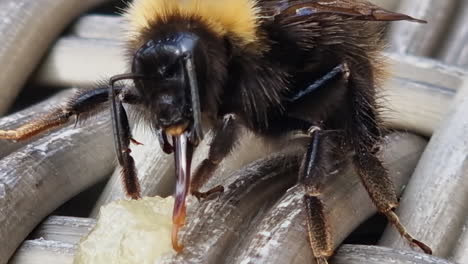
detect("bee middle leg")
(0, 85), (143, 199)
(299, 126), (343, 264)
(190, 114), (241, 200)
(0, 87), (139, 141)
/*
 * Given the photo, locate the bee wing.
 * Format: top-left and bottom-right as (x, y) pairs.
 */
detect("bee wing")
(267, 0), (426, 23)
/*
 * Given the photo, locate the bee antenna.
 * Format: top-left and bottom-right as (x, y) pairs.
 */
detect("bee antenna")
(108, 72), (147, 165)
(182, 52), (204, 144)
(109, 73), (147, 87)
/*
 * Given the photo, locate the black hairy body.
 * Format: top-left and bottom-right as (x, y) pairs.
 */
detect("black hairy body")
(0, 0), (430, 262)
(128, 10), (384, 141)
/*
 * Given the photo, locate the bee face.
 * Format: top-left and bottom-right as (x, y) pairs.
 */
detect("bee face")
(132, 33), (201, 135)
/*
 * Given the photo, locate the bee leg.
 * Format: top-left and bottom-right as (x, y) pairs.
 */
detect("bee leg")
(347, 71), (432, 254)
(157, 130), (174, 154)
(352, 146), (432, 254)
(0, 107), (73, 141)
(352, 149), (432, 254)
(0, 87), (138, 141)
(300, 126), (339, 264)
(191, 114), (240, 200)
(109, 87), (142, 200)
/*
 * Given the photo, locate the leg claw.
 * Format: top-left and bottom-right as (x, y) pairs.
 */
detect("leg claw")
(192, 185), (224, 201)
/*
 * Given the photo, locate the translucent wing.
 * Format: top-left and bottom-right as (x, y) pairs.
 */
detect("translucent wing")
(265, 0), (426, 23)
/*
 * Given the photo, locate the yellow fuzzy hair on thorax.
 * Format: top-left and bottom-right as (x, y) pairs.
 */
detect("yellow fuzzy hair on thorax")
(125, 0), (260, 45)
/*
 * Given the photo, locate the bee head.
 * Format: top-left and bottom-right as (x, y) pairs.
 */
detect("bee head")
(132, 32), (206, 144)
(126, 29), (229, 252)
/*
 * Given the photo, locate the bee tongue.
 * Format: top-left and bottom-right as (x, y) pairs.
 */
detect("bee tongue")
(171, 132), (193, 252)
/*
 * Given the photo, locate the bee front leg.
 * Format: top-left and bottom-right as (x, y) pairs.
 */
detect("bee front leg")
(190, 114), (241, 200)
(109, 88), (142, 200)
(300, 126), (341, 264)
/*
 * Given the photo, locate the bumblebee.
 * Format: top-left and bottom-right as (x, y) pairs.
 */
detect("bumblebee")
(0, 0), (430, 262)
